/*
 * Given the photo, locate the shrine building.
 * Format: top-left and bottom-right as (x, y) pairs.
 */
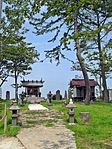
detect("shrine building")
(21, 79), (44, 97)
(69, 79), (98, 101)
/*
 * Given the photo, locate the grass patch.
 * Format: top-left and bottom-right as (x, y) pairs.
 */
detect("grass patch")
(5, 125), (21, 136)
(69, 102), (112, 148)
(20, 101), (28, 110)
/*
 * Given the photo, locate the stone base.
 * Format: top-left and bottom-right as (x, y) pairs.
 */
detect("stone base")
(48, 103), (53, 106)
(27, 96), (45, 104)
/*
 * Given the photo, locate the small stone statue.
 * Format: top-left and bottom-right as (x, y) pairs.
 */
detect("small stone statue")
(47, 91), (52, 104)
(39, 92), (41, 97)
(19, 91), (25, 106)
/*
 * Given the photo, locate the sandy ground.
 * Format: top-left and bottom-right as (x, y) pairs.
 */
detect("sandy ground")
(0, 137), (25, 149)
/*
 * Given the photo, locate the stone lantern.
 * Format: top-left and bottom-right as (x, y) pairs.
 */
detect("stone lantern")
(10, 101), (20, 126)
(66, 99), (77, 124)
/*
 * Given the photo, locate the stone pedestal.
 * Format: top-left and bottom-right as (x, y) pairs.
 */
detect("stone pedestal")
(12, 114), (18, 126)
(68, 111), (75, 123)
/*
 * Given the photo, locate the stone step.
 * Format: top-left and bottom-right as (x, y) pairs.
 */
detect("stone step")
(19, 108), (65, 128)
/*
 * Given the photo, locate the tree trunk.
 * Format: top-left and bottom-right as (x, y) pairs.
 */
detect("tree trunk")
(74, 12), (91, 105)
(14, 64), (18, 102)
(97, 13), (109, 102)
(99, 75), (102, 100)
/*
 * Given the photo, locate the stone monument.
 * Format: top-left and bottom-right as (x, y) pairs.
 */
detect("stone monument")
(6, 91), (10, 100)
(56, 90), (61, 100)
(47, 91), (52, 105)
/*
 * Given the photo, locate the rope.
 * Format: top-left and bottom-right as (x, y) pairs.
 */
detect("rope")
(0, 113), (7, 122)
(0, 104), (7, 122)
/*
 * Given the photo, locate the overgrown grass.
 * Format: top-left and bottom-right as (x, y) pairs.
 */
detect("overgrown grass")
(20, 101), (28, 110)
(42, 100), (112, 149)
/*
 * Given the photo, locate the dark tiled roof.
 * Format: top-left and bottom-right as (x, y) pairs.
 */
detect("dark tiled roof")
(21, 80), (44, 87)
(70, 79), (97, 87)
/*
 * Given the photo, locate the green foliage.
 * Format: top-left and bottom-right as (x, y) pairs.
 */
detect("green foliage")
(0, 0), (39, 88)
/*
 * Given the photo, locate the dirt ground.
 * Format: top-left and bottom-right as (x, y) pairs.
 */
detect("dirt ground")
(0, 136), (25, 149)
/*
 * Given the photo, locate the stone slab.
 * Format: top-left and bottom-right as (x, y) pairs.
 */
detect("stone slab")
(28, 104), (48, 111)
(17, 125), (76, 149)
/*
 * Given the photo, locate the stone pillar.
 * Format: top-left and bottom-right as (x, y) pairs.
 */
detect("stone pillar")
(64, 90), (67, 100)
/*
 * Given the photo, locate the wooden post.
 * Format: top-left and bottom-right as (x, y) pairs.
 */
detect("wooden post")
(4, 103), (7, 133)
(0, 99), (2, 119)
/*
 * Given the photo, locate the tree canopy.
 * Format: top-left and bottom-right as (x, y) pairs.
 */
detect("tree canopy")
(1, 0), (112, 102)
(0, 0), (39, 100)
